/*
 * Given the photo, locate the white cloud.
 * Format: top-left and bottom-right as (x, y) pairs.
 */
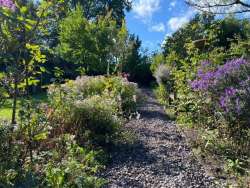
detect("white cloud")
(161, 33), (171, 47)
(133, 0), (161, 22)
(168, 17), (189, 31)
(168, 0), (176, 10)
(170, 1), (176, 7)
(150, 22), (165, 32)
(167, 10), (195, 31)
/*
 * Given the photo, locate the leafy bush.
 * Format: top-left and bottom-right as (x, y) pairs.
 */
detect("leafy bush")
(154, 64), (171, 85)
(153, 64), (175, 107)
(43, 134), (106, 188)
(69, 95), (121, 147)
(0, 112), (106, 187)
(154, 84), (168, 106)
(74, 76), (107, 98)
(106, 76), (137, 116)
(191, 58), (250, 140)
(48, 76), (137, 118)
(47, 76), (137, 148)
(0, 121), (20, 187)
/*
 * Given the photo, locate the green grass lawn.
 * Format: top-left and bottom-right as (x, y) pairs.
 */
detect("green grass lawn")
(0, 92), (48, 121)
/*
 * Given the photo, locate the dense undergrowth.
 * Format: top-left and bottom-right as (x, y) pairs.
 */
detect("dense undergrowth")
(152, 15), (250, 187)
(0, 76), (138, 187)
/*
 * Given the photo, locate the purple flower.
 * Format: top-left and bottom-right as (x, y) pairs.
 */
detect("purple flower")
(218, 87), (239, 112)
(219, 96), (228, 112)
(201, 60), (211, 68)
(191, 70), (215, 91)
(235, 97), (241, 115)
(0, 0), (16, 11)
(224, 87), (237, 97)
(191, 58), (250, 116)
(215, 58), (249, 79)
(191, 58), (250, 92)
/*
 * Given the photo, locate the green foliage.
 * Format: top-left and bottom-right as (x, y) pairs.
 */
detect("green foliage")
(154, 84), (168, 106)
(0, 101), (107, 187)
(0, 1), (142, 187)
(122, 35), (153, 84)
(70, 95), (121, 147)
(70, 0), (132, 26)
(0, 0), (60, 123)
(151, 54), (166, 73)
(44, 134), (106, 188)
(0, 86), (8, 106)
(48, 76), (137, 117)
(57, 6), (120, 75)
(0, 121), (20, 187)
(154, 15), (250, 129)
(47, 76), (137, 149)
(152, 14), (250, 186)
(225, 159), (245, 175)
(74, 76), (107, 98)
(104, 76), (138, 116)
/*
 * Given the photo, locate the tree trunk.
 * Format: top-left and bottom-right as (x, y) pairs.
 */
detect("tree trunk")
(11, 76), (18, 125)
(107, 61), (110, 76)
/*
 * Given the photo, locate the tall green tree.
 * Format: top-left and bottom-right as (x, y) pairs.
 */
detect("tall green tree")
(57, 5), (119, 75)
(70, 0), (132, 25)
(162, 14), (250, 61)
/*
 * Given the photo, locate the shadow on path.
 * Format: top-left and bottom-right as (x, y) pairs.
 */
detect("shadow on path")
(100, 88), (216, 188)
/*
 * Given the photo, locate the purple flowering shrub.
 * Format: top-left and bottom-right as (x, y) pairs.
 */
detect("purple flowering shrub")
(191, 58), (250, 137)
(0, 0), (16, 10)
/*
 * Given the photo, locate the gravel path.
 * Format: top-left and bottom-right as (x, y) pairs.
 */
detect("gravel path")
(101, 88), (218, 188)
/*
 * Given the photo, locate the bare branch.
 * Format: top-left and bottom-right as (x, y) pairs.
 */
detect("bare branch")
(238, 0), (250, 8)
(186, 0), (250, 14)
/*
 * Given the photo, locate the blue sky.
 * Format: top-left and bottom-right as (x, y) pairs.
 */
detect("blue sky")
(126, 0), (197, 52)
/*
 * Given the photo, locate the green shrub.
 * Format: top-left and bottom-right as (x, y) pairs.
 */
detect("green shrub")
(47, 76), (138, 148)
(0, 121), (36, 187)
(105, 76), (137, 117)
(153, 64), (170, 85)
(0, 122), (19, 187)
(43, 134), (106, 188)
(74, 76), (107, 98)
(69, 95), (121, 147)
(154, 84), (168, 106)
(48, 76), (138, 118)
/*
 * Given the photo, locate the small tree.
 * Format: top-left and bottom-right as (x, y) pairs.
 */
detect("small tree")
(0, 0), (54, 124)
(57, 5), (128, 76)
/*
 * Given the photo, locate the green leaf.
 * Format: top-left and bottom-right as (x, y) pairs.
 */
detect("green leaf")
(20, 6), (28, 14)
(24, 23), (32, 31)
(40, 66), (46, 72)
(34, 132), (48, 141)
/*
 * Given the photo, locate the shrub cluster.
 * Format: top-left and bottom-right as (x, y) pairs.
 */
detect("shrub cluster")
(190, 58), (250, 141)
(153, 56), (250, 183)
(153, 64), (175, 107)
(0, 76), (138, 187)
(151, 15), (250, 185)
(48, 76), (137, 147)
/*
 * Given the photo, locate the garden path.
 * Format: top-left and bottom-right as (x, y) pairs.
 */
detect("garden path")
(101, 88), (217, 188)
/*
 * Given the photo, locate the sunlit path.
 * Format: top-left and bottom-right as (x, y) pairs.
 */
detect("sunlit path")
(101, 89), (217, 188)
